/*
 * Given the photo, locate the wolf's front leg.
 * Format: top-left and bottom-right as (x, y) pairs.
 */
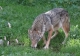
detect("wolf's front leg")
(44, 29), (53, 49)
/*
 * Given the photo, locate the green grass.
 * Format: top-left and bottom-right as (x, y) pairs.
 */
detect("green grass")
(0, 46), (72, 56)
(0, 1), (80, 56)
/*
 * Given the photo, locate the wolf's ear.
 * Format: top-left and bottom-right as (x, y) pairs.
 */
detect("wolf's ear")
(37, 31), (44, 37)
(37, 31), (41, 34)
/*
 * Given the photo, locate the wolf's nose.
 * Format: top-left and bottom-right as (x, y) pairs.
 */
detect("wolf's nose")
(31, 43), (37, 48)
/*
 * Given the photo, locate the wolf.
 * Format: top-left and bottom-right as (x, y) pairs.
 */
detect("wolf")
(28, 8), (70, 49)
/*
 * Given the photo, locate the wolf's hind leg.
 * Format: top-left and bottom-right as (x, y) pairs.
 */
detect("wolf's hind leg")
(62, 23), (70, 44)
(51, 30), (58, 39)
(62, 32), (68, 44)
(42, 36), (46, 45)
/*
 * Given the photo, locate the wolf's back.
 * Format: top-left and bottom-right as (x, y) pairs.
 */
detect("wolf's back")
(32, 8), (70, 32)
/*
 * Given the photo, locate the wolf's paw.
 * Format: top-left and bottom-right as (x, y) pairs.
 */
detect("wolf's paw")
(44, 46), (49, 49)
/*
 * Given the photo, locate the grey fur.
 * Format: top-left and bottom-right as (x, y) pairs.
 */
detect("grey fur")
(28, 8), (70, 48)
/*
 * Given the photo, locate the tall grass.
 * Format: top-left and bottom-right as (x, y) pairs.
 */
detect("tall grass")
(0, 0), (80, 56)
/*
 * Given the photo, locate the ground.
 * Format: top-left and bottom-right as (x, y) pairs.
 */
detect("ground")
(0, 1), (80, 56)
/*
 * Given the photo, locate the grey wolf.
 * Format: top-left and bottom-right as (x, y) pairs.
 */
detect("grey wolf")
(28, 8), (70, 49)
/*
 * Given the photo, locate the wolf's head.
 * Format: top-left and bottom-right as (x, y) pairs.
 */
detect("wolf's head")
(28, 29), (42, 48)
